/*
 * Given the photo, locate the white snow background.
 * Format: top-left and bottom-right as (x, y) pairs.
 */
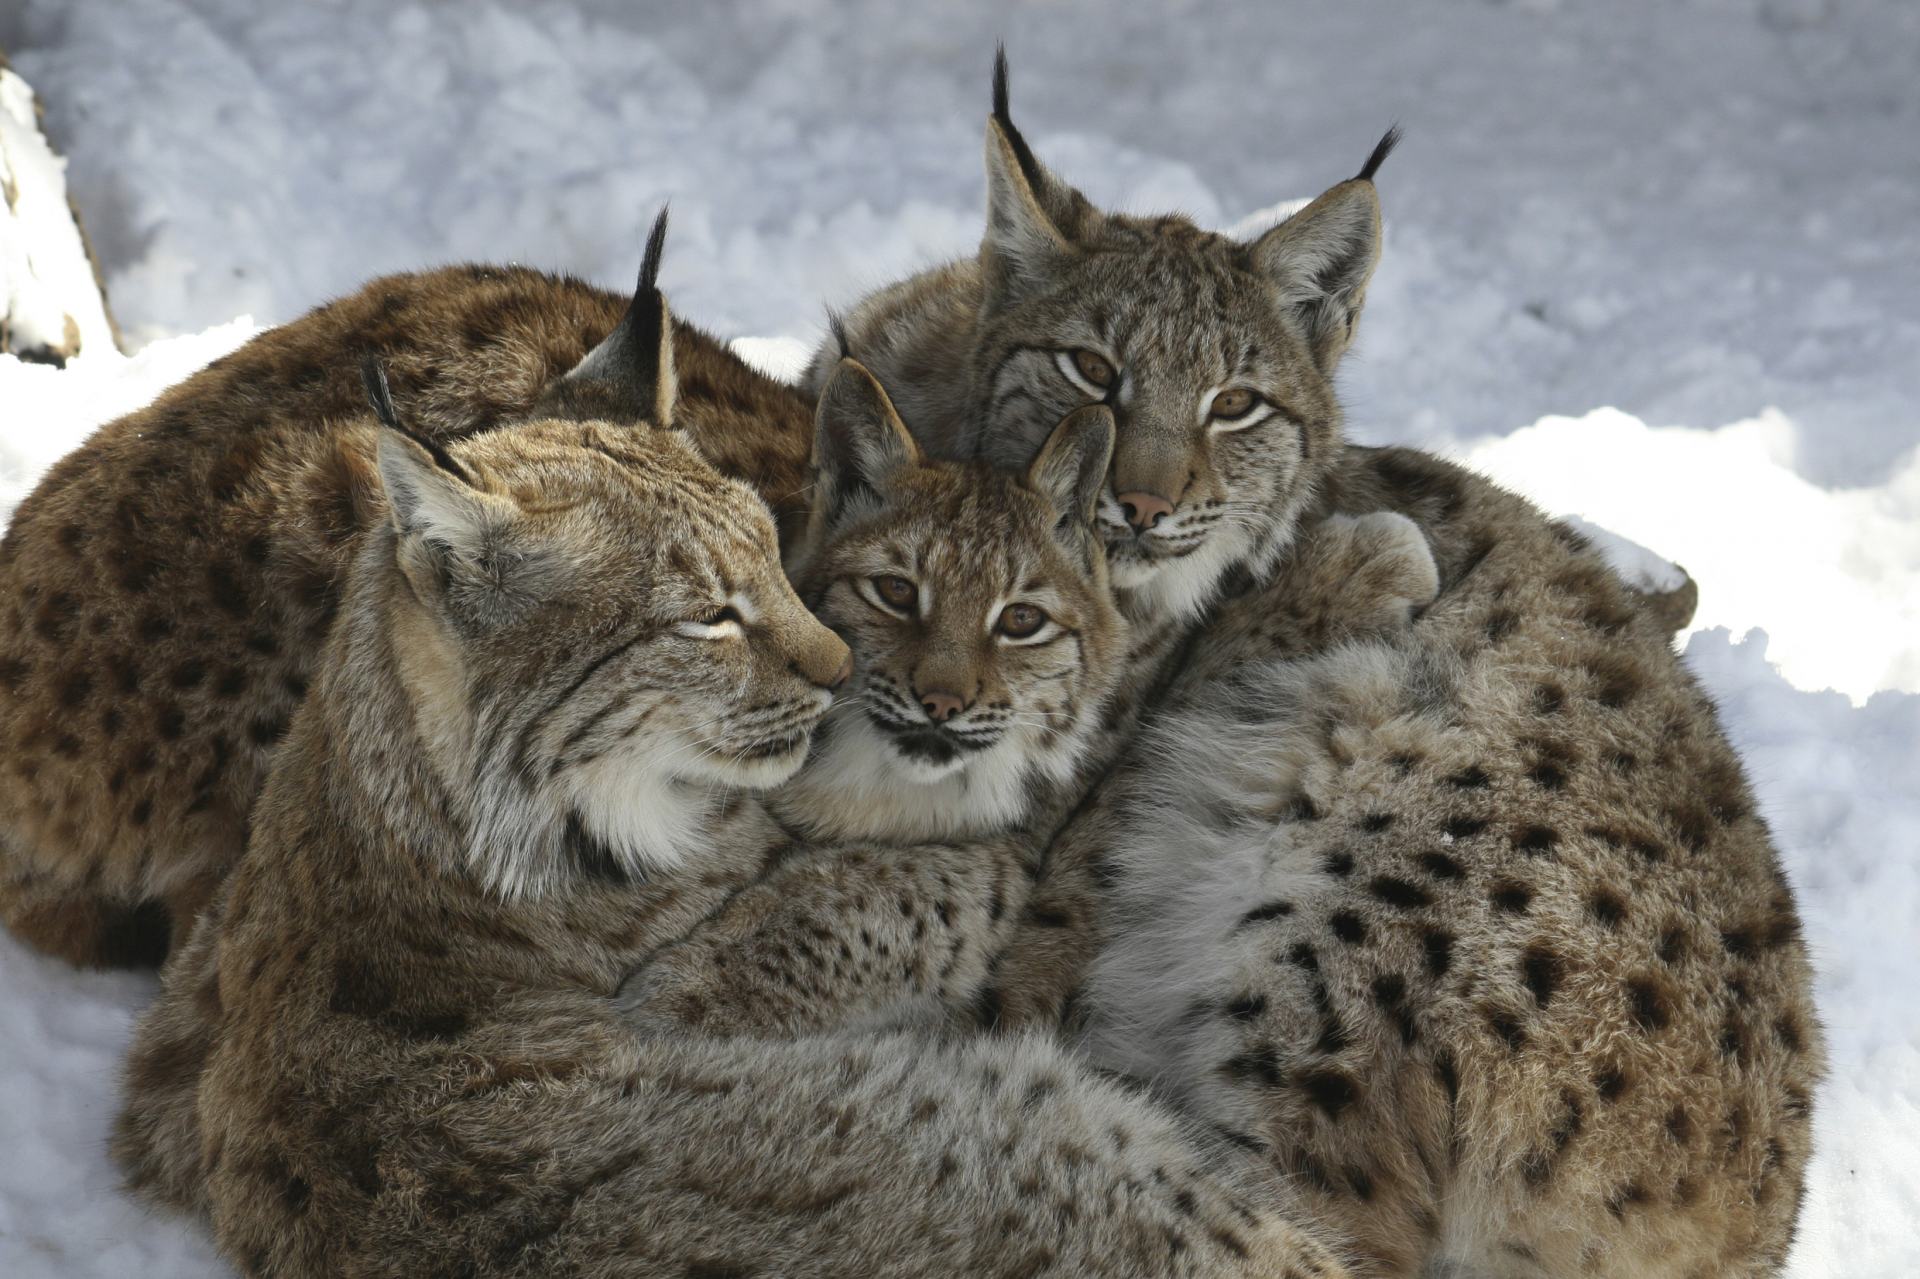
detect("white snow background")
(1, 0), (1915, 1273)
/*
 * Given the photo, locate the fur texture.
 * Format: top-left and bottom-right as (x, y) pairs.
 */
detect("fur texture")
(114, 388), (1350, 1279)
(808, 54), (1390, 628)
(996, 454), (1823, 1278)
(0, 257), (814, 965)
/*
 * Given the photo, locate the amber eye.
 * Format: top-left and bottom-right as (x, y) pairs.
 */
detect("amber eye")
(871, 574), (918, 613)
(1072, 349), (1116, 391)
(1210, 388), (1259, 420)
(997, 603), (1049, 639)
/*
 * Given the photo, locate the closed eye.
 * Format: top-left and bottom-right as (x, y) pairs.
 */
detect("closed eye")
(675, 602), (745, 639)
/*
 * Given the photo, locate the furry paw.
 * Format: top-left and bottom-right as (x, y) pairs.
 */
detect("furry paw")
(1301, 511), (1440, 631)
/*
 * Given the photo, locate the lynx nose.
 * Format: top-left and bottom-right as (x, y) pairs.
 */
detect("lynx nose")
(1116, 490), (1174, 531)
(918, 690), (966, 723)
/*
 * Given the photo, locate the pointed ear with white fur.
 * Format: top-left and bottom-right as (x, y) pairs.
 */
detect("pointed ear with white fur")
(1249, 179), (1383, 371)
(981, 48), (1083, 310)
(1026, 404), (1114, 570)
(810, 358), (923, 530)
(365, 359), (527, 619)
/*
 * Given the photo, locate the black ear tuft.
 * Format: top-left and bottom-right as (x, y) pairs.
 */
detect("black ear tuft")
(990, 44), (1045, 194)
(361, 356), (472, 484)
(1356, 125), (1403, 183)
(826, 308), (852, 360)
(638, 205), (669, 294)
(534, 206), (677, 427)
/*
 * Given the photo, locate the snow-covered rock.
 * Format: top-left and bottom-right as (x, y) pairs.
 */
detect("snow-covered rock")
(0, 54), (117, 367)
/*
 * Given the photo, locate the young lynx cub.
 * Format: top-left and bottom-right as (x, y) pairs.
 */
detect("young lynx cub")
(774, 360), (1122, 843)
(116, 323), (1349, 1278)
(0, 213), (815, 966)
(812, 52), (1397, 628)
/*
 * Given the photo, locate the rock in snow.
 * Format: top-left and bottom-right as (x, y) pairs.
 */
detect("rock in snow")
(0, 51), (117, 366)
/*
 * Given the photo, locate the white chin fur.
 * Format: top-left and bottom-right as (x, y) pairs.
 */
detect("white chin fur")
(774, 708), (1034, 842)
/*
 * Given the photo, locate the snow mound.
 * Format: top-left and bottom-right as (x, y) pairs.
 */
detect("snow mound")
(1460, 408), (1920, 704)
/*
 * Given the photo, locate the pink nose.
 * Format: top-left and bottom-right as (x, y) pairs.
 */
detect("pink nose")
(918, 690), (966, 723)
(1116, 490), (1174, 531)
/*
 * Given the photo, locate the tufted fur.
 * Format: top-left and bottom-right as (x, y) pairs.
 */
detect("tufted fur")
(0, 250), (815, 966)
(808, 52), (1390, 628)
(773, 360), (1124, 843)
(113, 385), (1352, 1279)
(996, 453), (1823, 1278)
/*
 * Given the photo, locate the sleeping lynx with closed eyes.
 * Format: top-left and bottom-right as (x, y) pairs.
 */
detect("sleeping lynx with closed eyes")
(113, 268), (1373, 1276)
(0, 215), (817, 967)
(822, 53), (1818, 1279)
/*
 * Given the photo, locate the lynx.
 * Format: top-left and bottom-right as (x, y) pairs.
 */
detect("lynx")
(0, 213), (815, 966)
(113, 321), (1351, 1278)
(810, 52), (1399, 632)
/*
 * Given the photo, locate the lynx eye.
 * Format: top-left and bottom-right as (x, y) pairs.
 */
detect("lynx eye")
(1072, 350), (1116, 390)
(996, 603), (1050, 640)
(1210, 388), (1259, 420)
(870, 574), (919, 614)
(675, 603), (745, 639)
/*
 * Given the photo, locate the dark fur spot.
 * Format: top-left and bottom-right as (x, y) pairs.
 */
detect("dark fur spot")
(1484, 609), (1519, 644)
(1720, 925), (1759, 960)
(1284, 794), (1322, 822)
(1490, 881), (1533, 914)
(170, 660), (207, 690)
(1446, 765), (1490, 790)
(1594, 1064), (1629, 1103)
(1417, 851), (1464, 880)
(1531, 683), (1565, 715)
(1443, 815), (1487, 839)
(1526, 761), (1566, 790)
(1314, 1015), (1351, 1055)
(1287, 942), (1320, 973)
(1221, 1047), (1284, 1089)
(1422, 929), (1453, 977)
(1605, 1182), (1650, 1219)
(329, 957), (397, 1018)
(1520, 945), (1563, 1006)
(1626, 976), (1672, 1032)
(1587, 889), (1628, 929)
(1513, 825), (1558, 855)
(1224, 993), (1268, 1021)
(1328, 911), (1367, 945)
(1367, 875), (1431, 909)
(1371, 974), (1418, 1044)
(57, 671), (92, 708)
(1297, 1067), (1358, 1117)
(1239, 900), (1294, 927)
(1658, 926), (1689, 964)
(1485, 1006), (1528, 1050)
(1321, 850), (1354, 877)
(1360, 812), (1395, 832)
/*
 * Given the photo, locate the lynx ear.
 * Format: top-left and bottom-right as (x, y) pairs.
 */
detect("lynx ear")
(1026, 405), (1114, 569)
(543, 207), (677, 427)
(365, 359), (524, 615)
(1248, 128), (1398, 370)
(811, 358), (923, 526)
(981, 48), (1079, 307)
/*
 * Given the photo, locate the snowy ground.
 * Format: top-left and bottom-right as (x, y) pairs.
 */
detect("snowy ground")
(1, 1), (1915, 1274)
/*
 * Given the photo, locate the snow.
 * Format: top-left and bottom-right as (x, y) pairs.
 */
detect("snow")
(0, 0), (1916, 1275)
(0, 67), (117, 361)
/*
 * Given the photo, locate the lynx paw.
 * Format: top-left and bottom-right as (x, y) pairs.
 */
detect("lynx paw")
(1303, 511), (1440, 630)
